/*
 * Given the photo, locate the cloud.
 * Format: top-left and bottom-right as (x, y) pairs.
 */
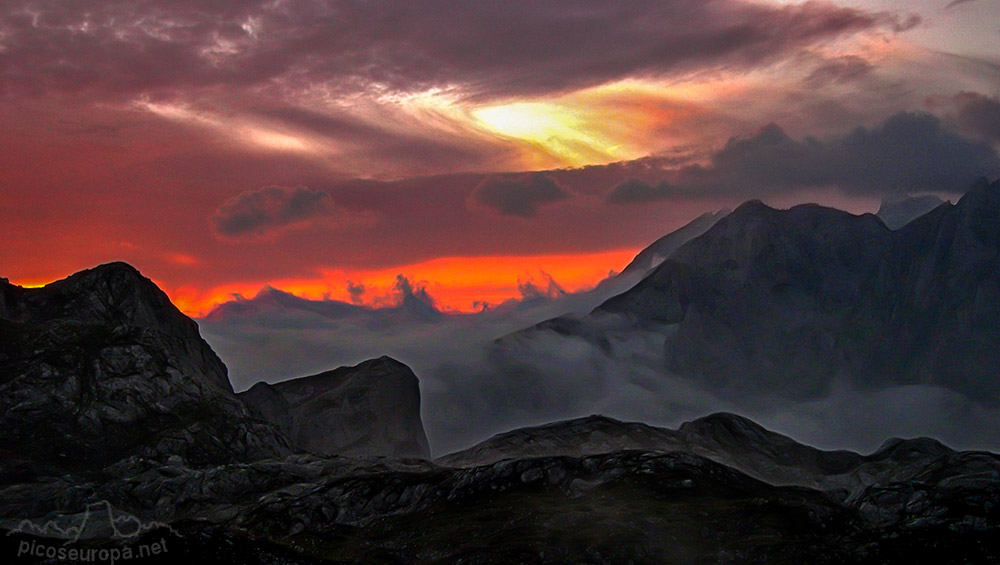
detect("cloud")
(518, 272), (567, 301)
(346, 281), (366, 305)
(199, 281), (1000, 456)
(211, 185), (332, 237)
(607, 112), (1000, 201)
(472, 173), (571, 217)
(945, 0), (977, 11)
(954, 92), (1000, 143)
(607, 178), (683, 204)
(803, 55), (874, 88)
(0, 0), (903, 101)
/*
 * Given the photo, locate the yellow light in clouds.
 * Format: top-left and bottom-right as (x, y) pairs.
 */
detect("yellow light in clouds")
(472, 102), (625, 167)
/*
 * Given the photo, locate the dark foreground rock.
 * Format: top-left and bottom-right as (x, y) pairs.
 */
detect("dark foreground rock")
(2, 445), (998, 563)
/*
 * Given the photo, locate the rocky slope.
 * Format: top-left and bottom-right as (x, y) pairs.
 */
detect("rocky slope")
(239, 357), (431, 459)
(2, 416), (997, 563)
(0, 262), (291, 472)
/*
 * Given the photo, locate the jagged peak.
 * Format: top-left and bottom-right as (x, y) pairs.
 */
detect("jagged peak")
(66, 261), (145, 283)
(730, 199), (774, 216)
(50, 261), (157, 295)
(956, 176), (1000, 211)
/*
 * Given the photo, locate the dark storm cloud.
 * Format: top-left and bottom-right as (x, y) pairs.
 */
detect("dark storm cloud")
(607, 112), (1000, 201)
(212, 185), (332, 237)
(472, 173), (571, 218)
(0, 0), (904, 101)
(954, 92), (1000, 143)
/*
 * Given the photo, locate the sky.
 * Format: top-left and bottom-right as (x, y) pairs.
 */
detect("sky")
(2, 0), (999, 314)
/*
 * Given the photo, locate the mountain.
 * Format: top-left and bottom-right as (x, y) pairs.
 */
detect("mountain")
(436, 412), (964, 498)
(876, 194), (946, 229)
(203, 284), (442, 325)
(239, 356), (431, 459)
(616, 209), (730, 278)
(202, 286), (367, 322)
(572, 178), (1000, 400)
(0, 262), (291, 471)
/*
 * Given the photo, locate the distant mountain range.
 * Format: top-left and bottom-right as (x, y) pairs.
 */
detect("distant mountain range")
(510, 178), (1000, 403)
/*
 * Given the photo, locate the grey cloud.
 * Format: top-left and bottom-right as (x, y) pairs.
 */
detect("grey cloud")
(346, 281), (366, 305)
(212, 185), (331, 237)
(945, 0), (977, 11)
(954, 92), (1000, 143)
(199, 283), (1000, 456)
(607, 112), (1000, 201)
(472, 173), (570, 217)
(0, 0), (903, 101)
(518, 273), (567, 301)
(607, 178), (683, 204)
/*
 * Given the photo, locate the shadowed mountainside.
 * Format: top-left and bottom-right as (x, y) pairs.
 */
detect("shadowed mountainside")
(511, 178), (1000, 402)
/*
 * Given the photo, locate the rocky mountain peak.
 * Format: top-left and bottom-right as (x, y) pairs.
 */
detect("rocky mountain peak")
(0, 262), (290, 470)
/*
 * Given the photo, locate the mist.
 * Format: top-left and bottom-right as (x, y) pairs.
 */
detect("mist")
(199, 276), (1000, 457)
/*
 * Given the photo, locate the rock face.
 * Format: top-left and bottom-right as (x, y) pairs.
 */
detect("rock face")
(0, 262), (291, 470)
(240, 356), (431, 459)
(591, 178), (1000, 400)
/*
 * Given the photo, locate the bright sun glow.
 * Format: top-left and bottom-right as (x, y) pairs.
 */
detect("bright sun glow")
(472, 102), (626, 167)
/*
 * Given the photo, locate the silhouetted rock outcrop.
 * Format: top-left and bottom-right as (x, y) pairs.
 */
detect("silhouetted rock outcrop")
(240, 356), (431, 459)
(0, 262), (291, 471)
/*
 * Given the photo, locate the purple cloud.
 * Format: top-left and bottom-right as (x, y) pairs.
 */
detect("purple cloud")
(0, 0), (906, 101)
(212, 185), (332, 237)
(472, 173), (571, 217)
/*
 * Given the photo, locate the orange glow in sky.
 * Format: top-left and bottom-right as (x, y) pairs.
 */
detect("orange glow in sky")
(159, 249), (640, 318)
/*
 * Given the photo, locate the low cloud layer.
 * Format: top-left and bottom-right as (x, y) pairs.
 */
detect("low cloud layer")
(200, 280), (1000, 456)
(472, 173), (571, 217)
(212, 185), (332, 237)
(607, 111), (1000, 202)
